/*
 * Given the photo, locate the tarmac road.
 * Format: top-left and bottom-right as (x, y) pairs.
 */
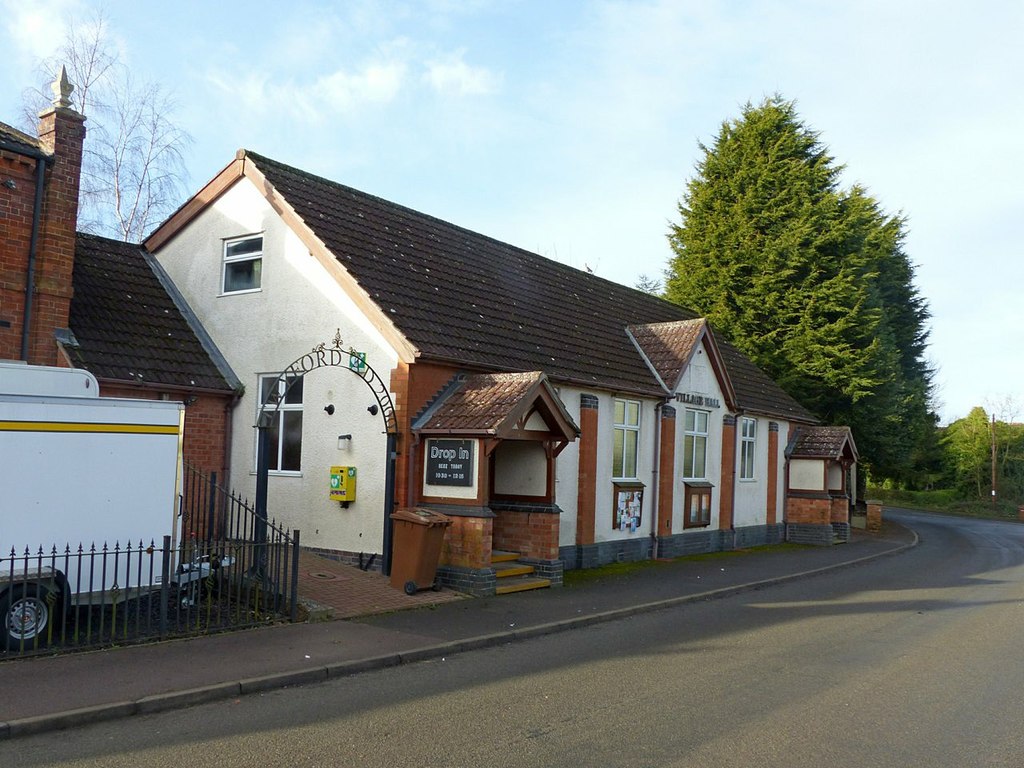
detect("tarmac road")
(3, 509), (1024, 767)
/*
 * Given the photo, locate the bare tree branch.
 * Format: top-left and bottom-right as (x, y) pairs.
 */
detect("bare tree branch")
(20, 8), (191, 242)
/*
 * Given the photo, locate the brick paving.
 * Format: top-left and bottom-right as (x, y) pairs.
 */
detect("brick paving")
(296, 550), (465, 619)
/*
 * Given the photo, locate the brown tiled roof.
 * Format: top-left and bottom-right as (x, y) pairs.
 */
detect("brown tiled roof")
(0, 120), (45, 156)
(628, 318), (707, 389)
(788, 426), (858, 461)
(414, 371), (579, 440)
(68, 233), (238, 392)
(244, 151), (815, 422)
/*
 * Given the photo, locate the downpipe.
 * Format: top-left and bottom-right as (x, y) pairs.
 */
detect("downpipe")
(20, 155), (47, 360)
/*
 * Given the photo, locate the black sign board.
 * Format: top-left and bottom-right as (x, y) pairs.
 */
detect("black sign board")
(425, 439), (474, 486)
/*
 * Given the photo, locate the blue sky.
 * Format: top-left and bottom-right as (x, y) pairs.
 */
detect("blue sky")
(2, 0), (1021, 424)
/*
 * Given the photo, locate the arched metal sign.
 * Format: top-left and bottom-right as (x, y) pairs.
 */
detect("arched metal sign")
(253, 332), (399, 576)
(257, 331), (397, 435)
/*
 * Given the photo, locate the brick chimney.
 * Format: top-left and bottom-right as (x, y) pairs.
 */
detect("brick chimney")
(28, 66), (86, 365)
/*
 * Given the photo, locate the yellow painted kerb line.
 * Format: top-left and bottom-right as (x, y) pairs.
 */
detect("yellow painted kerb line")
(0, 421), (180, 435)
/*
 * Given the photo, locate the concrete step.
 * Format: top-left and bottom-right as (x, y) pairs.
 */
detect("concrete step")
(495, 576), (552, 595)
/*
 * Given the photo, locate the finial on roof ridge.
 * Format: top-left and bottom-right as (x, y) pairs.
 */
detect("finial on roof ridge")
(51, 65), (74, 109)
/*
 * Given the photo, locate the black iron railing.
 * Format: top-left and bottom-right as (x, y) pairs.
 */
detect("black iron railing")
(1, 465), (301, 658)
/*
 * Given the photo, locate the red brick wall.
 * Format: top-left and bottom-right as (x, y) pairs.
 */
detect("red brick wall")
(657, 405), (676, 537)
(493, 509), (559, 560)
(391, 360), (461, 507)
(575, 395), (598, 545)
(785, 496), (830, 525)
(830, 495), (849, 524)
(442, 515), (492, 569)
(0, 150), (40, 360)
(866, 501), (882, 532)
(718, 415), (736, 530)
(98, 383), (232, 475)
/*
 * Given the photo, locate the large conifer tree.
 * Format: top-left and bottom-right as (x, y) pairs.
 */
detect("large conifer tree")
(665, 96), (933, 483)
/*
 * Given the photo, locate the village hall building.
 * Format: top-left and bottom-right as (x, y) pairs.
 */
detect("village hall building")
(144, 149), (858, 596)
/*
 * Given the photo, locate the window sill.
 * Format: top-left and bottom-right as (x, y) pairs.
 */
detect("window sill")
(219, 287), (262, 297)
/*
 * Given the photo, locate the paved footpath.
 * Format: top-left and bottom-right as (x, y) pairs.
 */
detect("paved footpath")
(0, 523), (914, 740)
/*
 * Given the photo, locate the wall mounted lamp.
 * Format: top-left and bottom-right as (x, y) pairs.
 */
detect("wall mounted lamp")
(367, 404), (378, 416)
(324, 404), (335, 415)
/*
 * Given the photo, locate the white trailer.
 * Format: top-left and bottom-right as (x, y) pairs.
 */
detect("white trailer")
(0, 362), (184, 649)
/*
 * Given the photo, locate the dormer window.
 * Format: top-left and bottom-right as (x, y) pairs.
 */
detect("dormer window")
(222, 235), (262, 294)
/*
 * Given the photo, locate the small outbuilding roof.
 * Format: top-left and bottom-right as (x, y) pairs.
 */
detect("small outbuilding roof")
(787, 425), (859, 462)
(68, 233), (239, 393)
(413, 371), (578, 451)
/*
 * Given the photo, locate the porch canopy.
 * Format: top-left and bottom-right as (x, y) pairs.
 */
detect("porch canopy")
(788, 425), (859, 465)
(412, 371), (579, 455)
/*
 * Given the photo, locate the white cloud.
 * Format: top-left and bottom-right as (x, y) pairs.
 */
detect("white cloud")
(1, 0), (77, 61)
(206, 57), (407, 123)
(317, 61), (406, 107)
(423, 50), (500, 96)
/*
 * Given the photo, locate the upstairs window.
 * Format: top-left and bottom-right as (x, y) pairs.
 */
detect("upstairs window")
(740, 417), (757, 480)
(223, 235), (263, 294)
(683, 409), (708, 479)
(613, 398), (641, 479)
(258, 374), (303, 473)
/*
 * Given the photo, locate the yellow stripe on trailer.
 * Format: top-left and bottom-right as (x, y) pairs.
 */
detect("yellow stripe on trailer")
(0, 421), (180, 435)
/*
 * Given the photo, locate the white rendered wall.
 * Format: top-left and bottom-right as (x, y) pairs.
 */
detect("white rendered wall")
(493, 441), (546, 496)
(594, 391), (660, 543)
(554, 388), (581, 548)
(827, 462), (844, 491)
(153, 178), (400, 555)
(789, 459), (825, 491)
(552, 386), (660, 548)
(672, 343), (726, 533)
(733, 415), (768, 528)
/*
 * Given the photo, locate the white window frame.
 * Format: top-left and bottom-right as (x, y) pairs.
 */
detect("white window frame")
(740, 417), (757, 481)
(683, 408), (709, 480)
(256, 373), (303, 474)
(613, 398), (641, 480)
(222, 235), (263, 294)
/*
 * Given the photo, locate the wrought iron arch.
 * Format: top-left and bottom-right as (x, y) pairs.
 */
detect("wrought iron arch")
(256, 332), (397, 436)
(254, 332), (399, 576)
